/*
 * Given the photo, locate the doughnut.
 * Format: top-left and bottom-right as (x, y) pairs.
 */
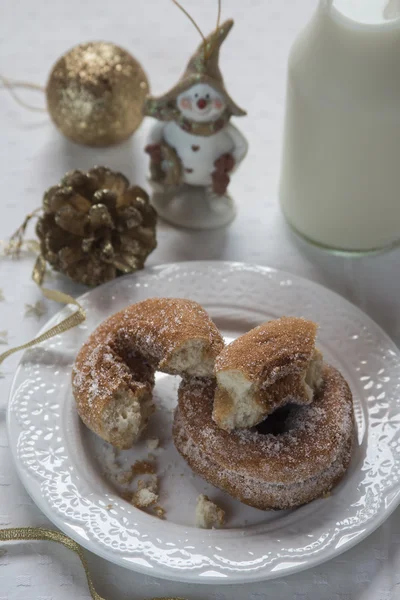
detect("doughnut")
(72, 298), (224, 449)
(173, 365), (354, 510)
(212, 317), (324, 431)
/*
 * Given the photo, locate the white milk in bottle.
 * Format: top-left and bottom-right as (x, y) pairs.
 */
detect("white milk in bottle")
(279, 0), (400, 253)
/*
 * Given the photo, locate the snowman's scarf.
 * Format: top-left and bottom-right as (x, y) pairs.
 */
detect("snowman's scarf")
(147, 101), (231, 136)
(177, 110), (230, 136)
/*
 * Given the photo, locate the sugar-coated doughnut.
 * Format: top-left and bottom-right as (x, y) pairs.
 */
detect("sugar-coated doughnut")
(72, 298), (224, 449)
(212, 317), (323, 431)
(173, 365), (354, 510)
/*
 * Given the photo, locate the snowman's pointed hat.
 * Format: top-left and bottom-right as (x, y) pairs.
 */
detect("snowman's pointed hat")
(145, 19), (246, 121)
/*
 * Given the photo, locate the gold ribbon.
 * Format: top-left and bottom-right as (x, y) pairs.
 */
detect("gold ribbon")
(0, 527), (186, 600)
(0, 254), (86, 365)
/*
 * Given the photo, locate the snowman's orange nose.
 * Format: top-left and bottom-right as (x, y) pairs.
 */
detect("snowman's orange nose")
(197, 98), (207, 109)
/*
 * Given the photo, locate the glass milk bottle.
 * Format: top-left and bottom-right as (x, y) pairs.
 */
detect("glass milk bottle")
(279, 0), (400, 253)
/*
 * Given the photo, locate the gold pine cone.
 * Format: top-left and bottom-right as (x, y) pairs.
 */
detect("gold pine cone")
(36, 167), (157, 287)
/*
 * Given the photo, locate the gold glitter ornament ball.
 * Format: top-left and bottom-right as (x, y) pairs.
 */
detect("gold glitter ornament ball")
(46, 41), (149, 147)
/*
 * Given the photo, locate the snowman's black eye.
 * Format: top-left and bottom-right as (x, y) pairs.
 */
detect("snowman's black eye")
(206, 94), (210, 99)
(195, 93), (198, 98)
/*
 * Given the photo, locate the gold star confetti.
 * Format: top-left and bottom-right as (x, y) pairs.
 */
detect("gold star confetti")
(25, 301), (47, 319)
(0, 331), (8, 345)
(0, 289), (4, 302)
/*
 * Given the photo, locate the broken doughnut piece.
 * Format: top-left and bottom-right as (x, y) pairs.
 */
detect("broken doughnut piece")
(212, 317), (323, 431)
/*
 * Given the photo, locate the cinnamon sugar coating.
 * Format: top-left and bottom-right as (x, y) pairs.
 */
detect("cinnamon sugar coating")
(72, 298), (224, 448)
(173, 365), (354, 510)
(215, 317), (318, 384)
(213, 317), (323, 431)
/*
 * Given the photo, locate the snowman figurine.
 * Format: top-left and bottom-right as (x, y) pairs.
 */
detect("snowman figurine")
(144, 19), (248, 229)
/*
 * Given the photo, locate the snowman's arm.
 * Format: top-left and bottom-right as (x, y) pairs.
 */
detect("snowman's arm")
(226, 123), (248, 168)
(146, 121), (165, 145)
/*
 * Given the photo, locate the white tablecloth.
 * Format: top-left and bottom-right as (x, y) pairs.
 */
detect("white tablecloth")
(1, 1), (400, 598)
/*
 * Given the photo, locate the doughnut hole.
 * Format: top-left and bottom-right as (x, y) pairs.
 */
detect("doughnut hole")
(102, 385), (154, 449)
(255, 404), (296, 436)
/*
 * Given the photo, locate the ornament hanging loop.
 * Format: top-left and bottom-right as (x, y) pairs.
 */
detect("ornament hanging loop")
(0, 74), (46, 112)
(171, 0), (223, 61)
(216, 0), (222, 30)
(172, 0), (207, 44)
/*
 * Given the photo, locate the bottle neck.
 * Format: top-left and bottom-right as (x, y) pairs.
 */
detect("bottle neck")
(321, 0), (400, 28)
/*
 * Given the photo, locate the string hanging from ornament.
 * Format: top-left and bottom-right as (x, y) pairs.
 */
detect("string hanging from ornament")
(172, 0), (222, 60)
(0, 41), (149, 146)
(0, 74), (46, 112)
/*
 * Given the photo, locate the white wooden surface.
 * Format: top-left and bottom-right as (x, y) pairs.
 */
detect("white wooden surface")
(0, 0), (399, 598)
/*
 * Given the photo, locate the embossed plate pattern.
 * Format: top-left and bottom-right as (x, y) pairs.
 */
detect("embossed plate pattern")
(7, 262), (400, 583)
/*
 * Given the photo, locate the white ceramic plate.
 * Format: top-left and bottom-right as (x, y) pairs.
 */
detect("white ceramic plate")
(7, 261), (400, 584)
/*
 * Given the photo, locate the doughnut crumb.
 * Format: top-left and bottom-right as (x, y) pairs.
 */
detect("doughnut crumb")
(132, 475), (159, 508)
(116, 470), (134, 485)
(154, 505), (166, 519)
(131, 459), (156, 476)
(146, 437), (160, 450)
(195, 494), (225, 529)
